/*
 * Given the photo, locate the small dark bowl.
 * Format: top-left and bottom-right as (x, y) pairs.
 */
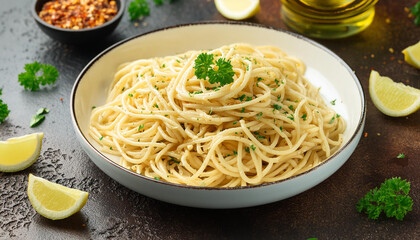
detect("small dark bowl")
(32, 0), (125, 44)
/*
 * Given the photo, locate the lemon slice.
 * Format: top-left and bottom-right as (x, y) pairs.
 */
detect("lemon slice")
(27, 174), (89, 220)
(369, 70), (420, 117)
(402, 41), (420, 69)
(0, 132), (43, 172)
(215, 0), (260, 20)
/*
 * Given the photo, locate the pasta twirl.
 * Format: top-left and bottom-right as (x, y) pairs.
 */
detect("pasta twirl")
(89, 43), (346, 187)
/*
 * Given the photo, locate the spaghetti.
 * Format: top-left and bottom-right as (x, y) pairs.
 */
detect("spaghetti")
(89, 43), (345, 187)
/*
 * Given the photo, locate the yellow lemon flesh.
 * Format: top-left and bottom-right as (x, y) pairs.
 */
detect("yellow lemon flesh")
(402, 41), (420, 69)
(369, 70), (420, 117)
(215, 0), (260, 20)
(27, 174), (89, 220)
(0, 132), (43, 172)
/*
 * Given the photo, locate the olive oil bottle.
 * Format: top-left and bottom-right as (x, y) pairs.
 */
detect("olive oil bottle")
(280, 0), (378, 38)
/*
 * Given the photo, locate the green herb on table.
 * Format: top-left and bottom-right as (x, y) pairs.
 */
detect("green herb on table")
(194, 53), (234, 86)
(397, 153), (405, 159)
(330, 99), (337, 105)
(30, 108), (49, 128)
(153, 0), (173, 5)
(357, 177), (413, 220)
(128, 0), (150, 20)
(410, 1), (420, 26)
(18, 62), (59, 91)
(0, 89), (10, 124)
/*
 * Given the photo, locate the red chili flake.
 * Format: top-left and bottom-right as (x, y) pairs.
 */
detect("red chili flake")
(39, 0), (118, 30)
(364, 132), (368, 138)
(60, 97), (63, 102)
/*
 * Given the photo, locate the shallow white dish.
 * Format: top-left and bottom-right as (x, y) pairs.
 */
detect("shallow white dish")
(71, 22), (366, 209)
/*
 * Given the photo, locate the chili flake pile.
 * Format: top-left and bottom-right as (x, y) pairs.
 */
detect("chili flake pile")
(39, 0), (118, 30)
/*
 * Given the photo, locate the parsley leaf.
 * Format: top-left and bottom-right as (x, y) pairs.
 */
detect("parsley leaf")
(18, 62), (59, 91)
(397, 153), (405, 159)
(357, 177), (413, 220)
(128, 0), (150, 20)
(330, 99), (337, 105)
(0, 89), (10, 124)
(153, 0), (173, 5)
(194, 53), (214, 79)
(194, 53), (234, 86)
(410, 1), (420, 26)
(208, 58), (234, 86)
(30, 108), (49, 128)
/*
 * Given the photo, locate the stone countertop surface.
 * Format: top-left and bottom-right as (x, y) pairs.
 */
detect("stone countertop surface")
(0, 0), (419, 239)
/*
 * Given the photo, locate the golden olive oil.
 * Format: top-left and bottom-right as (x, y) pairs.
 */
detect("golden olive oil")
(280, 0), (378, 39)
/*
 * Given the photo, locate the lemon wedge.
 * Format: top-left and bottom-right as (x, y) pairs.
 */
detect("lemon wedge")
(369, 70), (420, 117)
(215, 0), (260, 20)
(402, 41), (420, 69)
(0, 132), (43, 172)
(27, 174), (89, 220)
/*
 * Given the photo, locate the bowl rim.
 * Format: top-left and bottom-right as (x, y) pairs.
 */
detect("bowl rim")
(32, 0), (125, 32)
(70, 21), (366, 191)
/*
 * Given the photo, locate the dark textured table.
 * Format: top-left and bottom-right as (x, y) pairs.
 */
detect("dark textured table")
(1, 0), (419, 239)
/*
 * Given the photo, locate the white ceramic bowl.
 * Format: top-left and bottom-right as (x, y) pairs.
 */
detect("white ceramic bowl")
(71, 22), (366, 209)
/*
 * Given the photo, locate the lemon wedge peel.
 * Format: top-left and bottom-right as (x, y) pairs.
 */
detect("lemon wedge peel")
(27, 174), (89, 220)
(215, 0), (260, 20)
(402, 41), (420, 69)
(369, 70), (420, 117)
(0, 132), (43, 172)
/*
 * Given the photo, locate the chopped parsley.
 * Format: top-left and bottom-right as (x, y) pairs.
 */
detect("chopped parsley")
(330, 99), (337, 105)
(397, 153), (405, 159)
(138, 124), (144, 131)
(273, 104), (282, 110)
(233, 150), (238, 155)
(168, 156), (180, 165)
(99, 136), (104, 141)
(301, 113), (307, 121)
(287, 114), (294, 121)
(250, 144), (256, 151)
(237, 94), (246, 101)
(254, 132), (265, 139)
(288, 105), (294, 111)
(128, 93), (134, 97)
(241, 107), (245, 113)
(256, 112), (262, 119)
(245, 147), (250, 153)
(233, 121), (237, 125)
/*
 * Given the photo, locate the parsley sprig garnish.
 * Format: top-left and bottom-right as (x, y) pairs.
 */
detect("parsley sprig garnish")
(128, 0), (150, 20)
(129, 0), (173, 20)
(194, 53), (234, 87)
(410, 1), (420, 26)
(0, 89), (10, 124)
(357, 177), (413, 220)
(18, 62), (59, 91)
